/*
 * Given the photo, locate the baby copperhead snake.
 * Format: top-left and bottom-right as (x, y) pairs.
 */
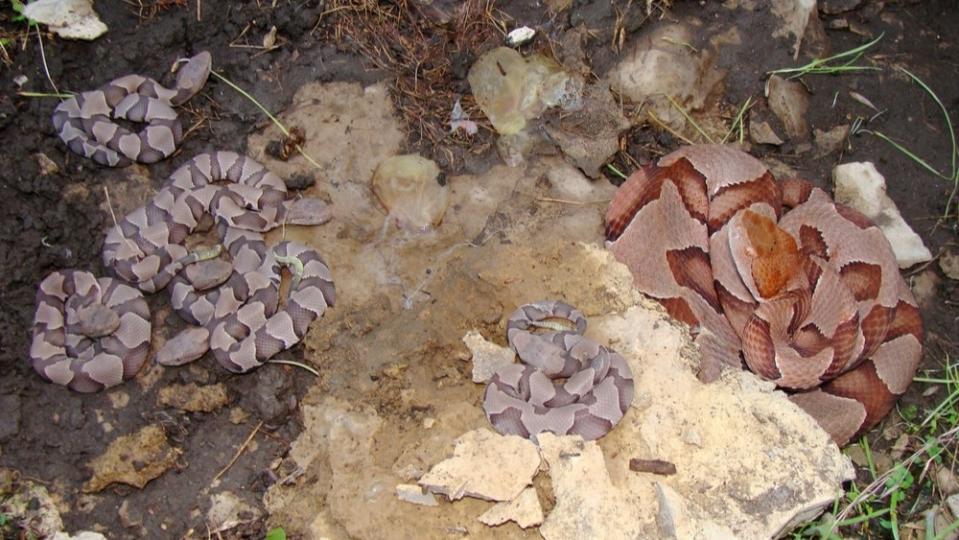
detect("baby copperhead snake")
(605, 144), (923, 446)
(484, 301), (635, 440)
(31, 151), (335, 390)
(105, 151), (335, 373)
(30, 271), (151, 393)
(52, 51), (212, 167)
(32, 51), (334, 390)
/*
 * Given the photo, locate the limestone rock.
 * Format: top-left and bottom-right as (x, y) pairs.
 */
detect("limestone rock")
(23, 0), (107, 40)
(495, 129), (542, 168)
(83, 424), (179, 492)
(157, 382), (230, 413)
(419, 429), (540, 502)
(33, 153), (60, 176)
(506, 26), (536, 47)
(524, 55), (584, 115)
(207, 491), (262, 532)
(771, 0), (823, 59)
(911, 270), (940, 309)
(462, 330), (515, 383)
(1, 469), (64, 537)
(586, 302), (855, 538)
(538, 434), (647, 539)
(832, 161), (933, 267)
(607, 24), (724, 135)
(396, 484), (439, 506)
(468, 48), (584, 136)
(468, 48), (586, 168)
(814, 124), (850, 155)
(544, 84), (630, 178)
(766, 75), (809, 139)
(262, 398), (390, 540)
(372, 154), (450, 232)
(655, 483), (737, 539)
(544, 159), (615, 202)
(608, 25), (708, 109)
(477, 487), (543, 528)
(948, 494), (959, 522)
(52, 533), (107, 540)
(468, 47), (531, 135)
(750, 119), (785, 146)
(940, 248), (959, 280)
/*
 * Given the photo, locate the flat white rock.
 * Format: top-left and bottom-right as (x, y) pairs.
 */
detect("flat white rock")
(478, 486), (544, 528)
(418, 428), (540, 502)
(462, 330), (515, 383)
(832, 161), (933, 268)
(940, 248), (959, 280)
(947, 493), (959, 521)
(771, 0), (817, 58)
(53, 534), (107, 540)
(537, 434), (646, 540)
(395, 484), (439, 507)
(23, 0), (107, 40)
(372, 154), (450, 232)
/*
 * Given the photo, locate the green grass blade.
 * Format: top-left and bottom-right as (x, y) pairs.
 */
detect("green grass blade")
(836, 507), (891, 527)
(606, 164), (628, 180)
(211, 70), (324, 171)
(897, 67), (957, 180)
(866, 130), (951, 180)
(721, 96), (753, 144)
(920, 388), (959, 429)
(768, 33), (884, 78)
(17, 91), (74, 98)
(668, 95), (714, 144)
(210, 70), (290, 137)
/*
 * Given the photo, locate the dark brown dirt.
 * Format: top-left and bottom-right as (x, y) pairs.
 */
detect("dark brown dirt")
(0, 2), (384, 538)
(0, 0), (957, 538)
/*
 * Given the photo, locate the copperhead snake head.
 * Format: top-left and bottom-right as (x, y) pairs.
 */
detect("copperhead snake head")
(605, 144), (923, 446)
(483, 301), (635, 440)
(52, 51), (212, 167)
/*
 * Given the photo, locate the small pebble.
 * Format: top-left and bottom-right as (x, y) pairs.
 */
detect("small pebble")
(284, 174), (316, 190)
(396, 483), (438, 507)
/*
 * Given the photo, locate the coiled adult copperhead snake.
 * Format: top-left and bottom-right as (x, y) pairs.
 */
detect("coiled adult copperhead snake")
(605, 144), (923, 445)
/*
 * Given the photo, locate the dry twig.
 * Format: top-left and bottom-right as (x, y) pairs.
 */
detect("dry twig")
(213, 420), (264, 482)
